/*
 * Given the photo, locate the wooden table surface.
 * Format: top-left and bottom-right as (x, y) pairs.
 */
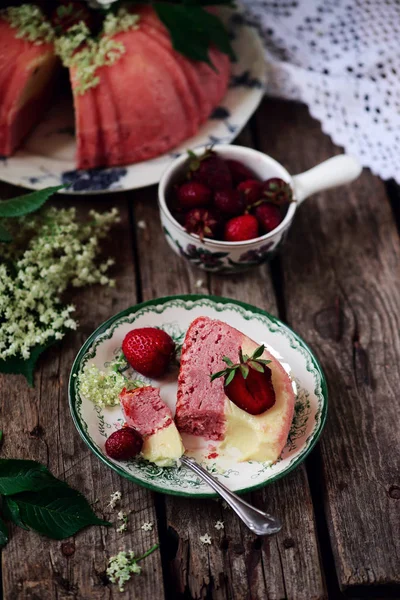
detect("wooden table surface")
(0, 98), (399, 600)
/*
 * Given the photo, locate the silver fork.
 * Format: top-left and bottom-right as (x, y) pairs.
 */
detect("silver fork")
(181, 456), (282, 536)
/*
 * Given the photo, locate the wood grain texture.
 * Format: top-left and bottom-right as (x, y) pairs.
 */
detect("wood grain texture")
(0, 194), (165, 600)
(132, 134), (326, 600)
(255, 98), (400, 593)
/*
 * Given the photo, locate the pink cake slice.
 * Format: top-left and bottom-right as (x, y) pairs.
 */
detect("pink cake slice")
(120, 386), (173, 435)
(0, 18), (58, 156)
(176, 317), (295, 462)
(120, 386), (184, 466)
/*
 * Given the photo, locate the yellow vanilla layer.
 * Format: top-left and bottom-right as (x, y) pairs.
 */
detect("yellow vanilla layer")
(220, 339), (294, 463)
(142, 422), (184, 467)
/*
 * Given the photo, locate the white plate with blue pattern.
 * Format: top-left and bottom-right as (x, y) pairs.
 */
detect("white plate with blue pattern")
(0, 9), (266, 195)
(69, 295), (328, 497)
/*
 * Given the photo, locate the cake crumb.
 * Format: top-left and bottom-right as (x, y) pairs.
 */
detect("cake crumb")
(200, 533), (212, 544)
(141, 522), (153, 532)
(215, 521), (224, 530)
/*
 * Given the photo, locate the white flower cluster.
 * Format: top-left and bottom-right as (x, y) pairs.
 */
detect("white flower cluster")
(107, 551), (141, 592)
(78, 357), (143, 408)
(107, 490), (122, 509)
(3, 4), (55, 45)
(141, 522), (153, 532)
(0, 206), (119, 361)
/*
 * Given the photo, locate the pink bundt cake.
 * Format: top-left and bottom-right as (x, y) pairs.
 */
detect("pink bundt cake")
(120, 386), (184, 466)
(0, 4), (231, 169)
(176, 317), (295, 463)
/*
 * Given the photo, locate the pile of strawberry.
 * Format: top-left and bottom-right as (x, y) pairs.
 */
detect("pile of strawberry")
(168, 149), (293, 242)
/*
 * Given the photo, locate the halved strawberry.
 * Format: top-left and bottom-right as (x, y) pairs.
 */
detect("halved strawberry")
(210, 345), (276, 415)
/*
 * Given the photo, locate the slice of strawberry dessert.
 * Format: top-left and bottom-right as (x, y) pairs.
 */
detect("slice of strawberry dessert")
(120, 386), (184, 467)
(175, 317), (295, 463)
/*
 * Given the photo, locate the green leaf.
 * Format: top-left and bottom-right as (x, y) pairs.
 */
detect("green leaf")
(251, 345), (265, 360)
(0, 459), (64, 496)
(9, 486), (110, 540)
(0, 515), (8, 547)
(222, 356), (234, 367)
(257, 359), (271, 365)
(210, 369), (227, 381)
(248, 361), (264, 373)
(0, 223), (12, 242)
(0, 337), (59, 387)
(2, 497), (28, 530)
(225, 369), (236, 386)
(239, 364), (249, 379)
(154, 3), (234, 67)
(0, 186), (63, 218)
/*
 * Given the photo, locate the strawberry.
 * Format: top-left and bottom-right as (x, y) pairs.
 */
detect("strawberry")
(122, 327), (175, 378)
(226, 159), (256, 185)
(214, 189), (245, 217)
(261, 178), (293, 205)
(105, 427), (143, 460)
(185, 208), (219, 240)
(177, 181), (212, 210)
(188, 149), (232, 191)
(224, 214), (259, 242)
(210, 345), (276, 415)
(254, 203), (282, 233)
(237, 179), (263, 205)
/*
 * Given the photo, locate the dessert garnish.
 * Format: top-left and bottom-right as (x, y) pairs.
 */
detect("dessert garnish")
(122, 327), (175, 379)
(211, 345), (276, 415)
(105, 428), (143, 460)
(169, 149), (294, 242)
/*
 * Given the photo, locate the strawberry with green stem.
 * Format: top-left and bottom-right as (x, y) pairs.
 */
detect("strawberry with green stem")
(210, 345), (276, 415)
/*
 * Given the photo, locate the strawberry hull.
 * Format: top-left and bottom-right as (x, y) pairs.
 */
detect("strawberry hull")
(0, 19), (58, 155)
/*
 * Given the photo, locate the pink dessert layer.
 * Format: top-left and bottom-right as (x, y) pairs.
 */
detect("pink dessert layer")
(176, 317), (244, 440)
(120, 386), (173, 437)
(0, 19), (57, 156)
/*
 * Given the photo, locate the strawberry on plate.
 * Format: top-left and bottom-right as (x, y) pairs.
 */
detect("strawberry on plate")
(105, 427), (143, 460)
(122, 327), (175, 378)
(211, 345), (276, 415)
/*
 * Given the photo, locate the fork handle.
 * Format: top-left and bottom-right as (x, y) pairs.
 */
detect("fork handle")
(181, 456), (282, 536)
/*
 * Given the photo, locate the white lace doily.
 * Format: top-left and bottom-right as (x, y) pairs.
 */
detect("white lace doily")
(241, 0), (400, 182)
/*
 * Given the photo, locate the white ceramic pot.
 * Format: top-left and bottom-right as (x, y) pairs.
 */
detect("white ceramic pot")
(158, 145), (361, 273)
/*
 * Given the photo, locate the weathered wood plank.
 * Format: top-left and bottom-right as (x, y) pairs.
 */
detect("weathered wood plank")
(133, 128), (326, 599)
(255, 98), (400, 593)
(0, 193), (165, 600)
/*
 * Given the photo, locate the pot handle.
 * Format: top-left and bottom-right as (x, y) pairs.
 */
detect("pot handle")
(292, 155), (362, 204)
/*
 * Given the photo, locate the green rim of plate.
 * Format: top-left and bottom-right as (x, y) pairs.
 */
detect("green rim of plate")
(68, 294), (328, 498)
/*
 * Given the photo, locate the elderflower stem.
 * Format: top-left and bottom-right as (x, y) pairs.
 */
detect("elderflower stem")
(136, 543), (159, 562)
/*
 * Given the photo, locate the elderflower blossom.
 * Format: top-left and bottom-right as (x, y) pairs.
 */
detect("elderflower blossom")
(141, 522), (153, 532)
(107, 491), (122, 509)
(215, 521), (224, 530)
(199, 533), (212, 545)
(3, 5), (55, 44)
(116, 510), (129, 533)
(54, 8), (139, 94)
(107, 551), (141, 592)
(78, 355), (143, 408)
(0, 207), (119, 362)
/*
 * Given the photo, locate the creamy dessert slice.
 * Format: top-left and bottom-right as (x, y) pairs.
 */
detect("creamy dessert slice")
(176, 317), (295, 463)
(120, 386), (184, 467)
(0, 15), (58, 156)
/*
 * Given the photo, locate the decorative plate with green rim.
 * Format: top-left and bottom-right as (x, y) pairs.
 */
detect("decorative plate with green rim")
(69, 295), (328, 497)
